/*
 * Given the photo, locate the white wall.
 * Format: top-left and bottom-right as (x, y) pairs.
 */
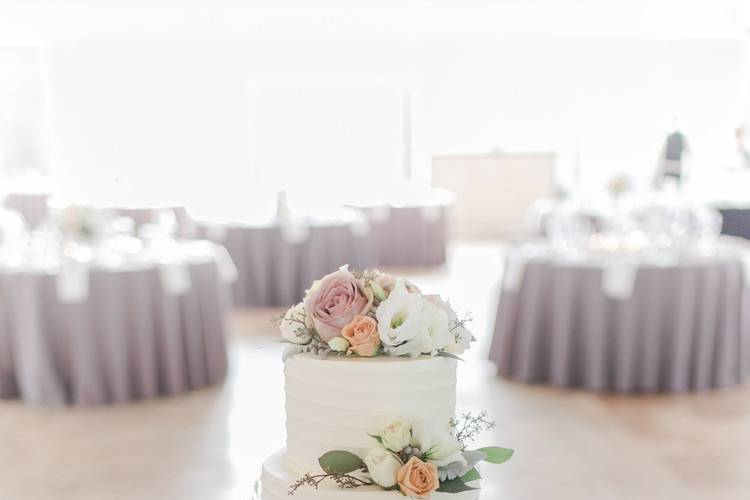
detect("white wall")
(24, 0), (744, 211)
(42, 35), (746, 207)
(0, 46), (47, 177)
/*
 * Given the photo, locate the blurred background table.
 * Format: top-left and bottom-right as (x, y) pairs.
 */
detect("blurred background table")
(194, 209), (376, 307)
(350, 188), (453, 267)
(490, 240), (750, 393)
(0, 240), (234, 406)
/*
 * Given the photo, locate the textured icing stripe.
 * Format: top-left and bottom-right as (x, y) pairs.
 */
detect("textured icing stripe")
(285, 353), (457, 374)
(284, 370), (457, 390)
(284, 403), (456, 430)
(286, 386), (456, 409)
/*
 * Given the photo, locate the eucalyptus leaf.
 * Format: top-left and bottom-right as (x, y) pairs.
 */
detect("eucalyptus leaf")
(478, 446), (514, 464)
(437, 477), (478, 494)
(460, 467), (482, 483)
(436, 351), (465, 362)
(318, 450), (365, 475)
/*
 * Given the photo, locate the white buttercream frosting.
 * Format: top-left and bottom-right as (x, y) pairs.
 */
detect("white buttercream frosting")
(284, 354), (457, 472)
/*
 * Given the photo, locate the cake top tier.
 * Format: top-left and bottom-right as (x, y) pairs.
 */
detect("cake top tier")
(277, 266), (474, 362)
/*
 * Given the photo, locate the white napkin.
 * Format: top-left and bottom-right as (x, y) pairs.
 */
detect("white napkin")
(280, 223), (309, 244)
(215, 246), (238, 284)
(159, 261), (191, 295)
(350, 216), (371, 237)
(502, 255), (528, 291)
(205, 225), (227, 242)
(420, 205), (442, 222)
(601, 260), (639, 300)
(57, 259), (90, 303)
(369, 205), (391, 223)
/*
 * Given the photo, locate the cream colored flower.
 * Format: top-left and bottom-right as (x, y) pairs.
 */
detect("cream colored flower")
(279, 302), (312, 344)
(363, 447), (402, 488)
(376, 280), (428, 357)
(380, 420), (412, 453)
(411, 420), (465, 468)
(328, 337), (350, 352)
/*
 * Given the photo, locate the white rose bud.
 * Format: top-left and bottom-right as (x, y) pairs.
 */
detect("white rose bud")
(380, 420), (412, 453)
(280, 302), (312, 345)
(328, 337), (350, 353)
(363, 447), (401, 488)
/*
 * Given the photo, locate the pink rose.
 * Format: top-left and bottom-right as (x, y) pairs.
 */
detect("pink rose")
(304, 267), (373, 341)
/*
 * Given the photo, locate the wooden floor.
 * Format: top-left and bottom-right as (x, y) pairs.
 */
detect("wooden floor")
(1, 242), (749, 499)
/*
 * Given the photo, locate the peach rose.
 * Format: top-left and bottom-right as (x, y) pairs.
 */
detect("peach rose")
(341, 315), (380, 357)
(397, 457), (439, 499)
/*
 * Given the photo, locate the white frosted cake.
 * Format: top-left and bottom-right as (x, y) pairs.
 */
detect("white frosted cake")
(262, 267), (511, 499)
(261, 355), (479, 499)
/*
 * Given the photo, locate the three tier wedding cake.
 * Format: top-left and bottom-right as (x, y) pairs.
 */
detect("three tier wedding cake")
(262, 267), (512, 499)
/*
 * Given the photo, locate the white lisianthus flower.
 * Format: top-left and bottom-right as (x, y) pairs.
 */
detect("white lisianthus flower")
(427, 296), (473, 355)
(380, 420), (412, 452)
(363, 447), (402, 488)
(279, 302), (313, 345)
(328, 337), (350, 352)
(420, 299), (452, 353)
(376, 280), (428, 357)
(411, 420), (466, 468)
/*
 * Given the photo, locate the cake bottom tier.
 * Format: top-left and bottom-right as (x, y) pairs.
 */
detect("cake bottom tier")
(262, 449), (481, 500)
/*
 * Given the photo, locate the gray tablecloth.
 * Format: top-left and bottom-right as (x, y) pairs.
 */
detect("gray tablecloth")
(355, 205), (449, 266)
(0, 252), (231, 406)
(3, 192), (51, 228)
(197, 221), (377, 307)
(489, 257), (750, 392)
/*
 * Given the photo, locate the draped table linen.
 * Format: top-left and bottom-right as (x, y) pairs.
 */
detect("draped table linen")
(0, 241), (233, 405)
(352, 203), (450, 267)
(489, 243), (750, 392)
(196, 214), (377, 307)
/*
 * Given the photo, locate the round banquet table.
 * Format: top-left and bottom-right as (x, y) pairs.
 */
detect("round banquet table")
(352, 203), (450, 267)
(0, 241), (234, 406)
(489, 242), (750, 393)
(196, 213), (377, 307)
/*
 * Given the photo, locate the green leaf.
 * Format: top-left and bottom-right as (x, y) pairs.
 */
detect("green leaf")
(477, 446), (514, 464)
(437, 477), (479, 493)
(318, 450), (365, 475)
(368, 434), (384, 446)
(460, 467), (482, 483)
(436, 351), (465, 362)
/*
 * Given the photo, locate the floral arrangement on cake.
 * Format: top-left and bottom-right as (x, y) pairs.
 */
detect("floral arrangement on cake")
(289, 412), (512, 498)
(276, 266), (474, 360)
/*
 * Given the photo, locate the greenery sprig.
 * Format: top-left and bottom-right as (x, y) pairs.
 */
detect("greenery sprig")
(449, 311), (474, 334)
(449, 411), (496, 450)
(288, 471), (373, 495)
